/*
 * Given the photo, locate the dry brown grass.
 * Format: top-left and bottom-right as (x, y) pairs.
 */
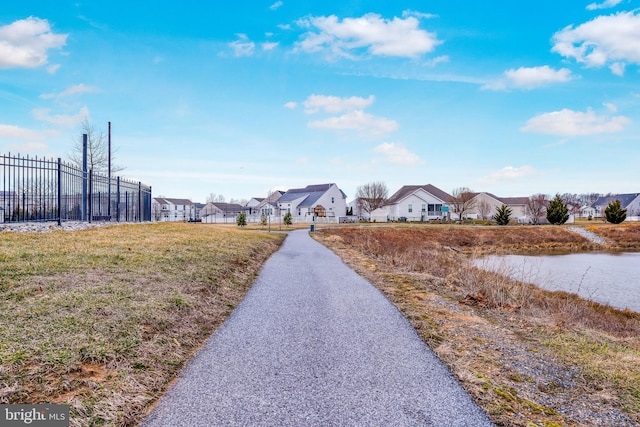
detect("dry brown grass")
(585, 222), (640, 248)
(315, 224), (640, 426)
(0, 223), (285, 426)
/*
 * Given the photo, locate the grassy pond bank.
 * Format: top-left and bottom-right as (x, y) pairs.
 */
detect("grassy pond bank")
(315, 223), (640, 427)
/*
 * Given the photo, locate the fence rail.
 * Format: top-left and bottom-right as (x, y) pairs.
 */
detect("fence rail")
(1, 153), (151, 224)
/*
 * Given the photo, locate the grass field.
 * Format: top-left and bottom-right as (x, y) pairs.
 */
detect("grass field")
(0, 223), (285, 426)
(3, 221), (639, 426)
(315, 223), (640, 426)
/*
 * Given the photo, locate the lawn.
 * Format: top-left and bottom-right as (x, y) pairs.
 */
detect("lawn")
(0, 222), (285, 426)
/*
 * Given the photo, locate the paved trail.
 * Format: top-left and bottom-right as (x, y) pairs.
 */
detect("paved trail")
(141, 230), (492, 426)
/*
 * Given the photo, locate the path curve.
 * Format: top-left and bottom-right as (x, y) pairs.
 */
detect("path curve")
(141, 229), (492, 426)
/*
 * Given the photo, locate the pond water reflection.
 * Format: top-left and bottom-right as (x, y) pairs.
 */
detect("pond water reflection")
(475, 252), (640, 313)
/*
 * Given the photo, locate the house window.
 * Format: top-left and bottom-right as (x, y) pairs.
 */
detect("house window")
(421, 204), (426, 213)
(428, 204), (443, 216)
(331, 197), (335, 203)
(408, 204), (413, 213)
(298, 208), (301, 216)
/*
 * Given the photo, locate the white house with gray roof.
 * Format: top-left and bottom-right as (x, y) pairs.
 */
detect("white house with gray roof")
(278, 183), (347, 223)
(371, 184), (452, 222)
(152, 197), (196, 222)
(592, 193), (640, 221)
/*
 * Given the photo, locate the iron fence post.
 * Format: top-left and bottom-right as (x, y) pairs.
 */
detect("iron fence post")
(117, 176), (121, 222)
(82, 134), (87, 221)
(57, 158), (62, 225)
(88, 169), (93, 223)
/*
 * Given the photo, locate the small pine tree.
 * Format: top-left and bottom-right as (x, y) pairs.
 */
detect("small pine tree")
(605, 199), (627, 224)
(283, 212), (292, 226)
(546, 194), (569, 225)
(236, 212), (247, 227)
(493, 204), (512, 225)
(260, 214), (267, 226)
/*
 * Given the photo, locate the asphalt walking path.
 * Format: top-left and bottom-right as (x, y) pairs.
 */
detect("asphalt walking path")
(141, 229), (493, 426)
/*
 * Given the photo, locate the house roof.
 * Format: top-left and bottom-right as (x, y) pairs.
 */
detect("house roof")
(593, 193), (640, 208)
(211, 202), (243, 211)
(386, 184), (451, 205)
(153, 197), (193, 205)
(279, 183), (346, 206)
(470, 192), (528, 206)
(498, 196), (529, 206)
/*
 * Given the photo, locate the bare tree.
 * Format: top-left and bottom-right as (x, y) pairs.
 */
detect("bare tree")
(526, 194), (547, 225)
(477, 200), (491, 221)
(449, 187), (477, 221)
(206, 193), (226, 203)
(355, 181), (388, 218)
(69, 118), (124, 174)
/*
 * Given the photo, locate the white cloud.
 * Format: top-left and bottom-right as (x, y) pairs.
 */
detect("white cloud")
(303, 94), (375, 114)
(586, 0), (622, 10)
(424, 55), (449, 67)
(0, 124), (57, 141)
(478, 166), (539, 184)
(0, 17), (67, 69)
(270, 1), (283, 11)
(40, 84), (98, 100)
(262, 41), (279, 51)
(402, 10), (438, 20)
(47, 64), (61, 74)
(373, 142), (422, 166)
(609, 61), (625, 76)
(308, 110), (398, 137)
(295, 13), (441, 59)
(552, 12), (640, 74)
(603, 102), (618, 112)
(483, 66), (574, 90)
(521, 108), (631, 136)
(229, 34), (255, 57)
(283, 101), (297, 109)
(32, 106), (89, 128)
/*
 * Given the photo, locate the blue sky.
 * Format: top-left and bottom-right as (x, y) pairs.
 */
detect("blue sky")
(1, 1), (639, 203)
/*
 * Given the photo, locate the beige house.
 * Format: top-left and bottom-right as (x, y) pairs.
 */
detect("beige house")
(199, 202), (244, 223)
(466, 193), (529, 222)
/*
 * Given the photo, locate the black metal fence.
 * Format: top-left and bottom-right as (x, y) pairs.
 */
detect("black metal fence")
(1, 153), (151, 224)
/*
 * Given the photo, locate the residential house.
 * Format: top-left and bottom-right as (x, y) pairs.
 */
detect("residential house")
(152, 197), (196, 222)
(579, 205), (596, 219)
(466, 193), (529, 222)
(592, 193), (640, 221)
(244, 197), (264, 217)
(277, 184), (347, 223)
(200, 202), (244, 223)
(246, 191), (284, 223)
(371, 184), (451, 222)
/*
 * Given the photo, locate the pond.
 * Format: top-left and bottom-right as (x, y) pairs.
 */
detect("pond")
(474, 252), (640, 313)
